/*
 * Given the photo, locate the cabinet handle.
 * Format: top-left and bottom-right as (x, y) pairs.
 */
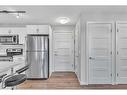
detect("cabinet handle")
(54, 54), (58, 56)
(36, 28), (39, 32)
(8, 29), (11, 34)
(117, 73), (119, 77)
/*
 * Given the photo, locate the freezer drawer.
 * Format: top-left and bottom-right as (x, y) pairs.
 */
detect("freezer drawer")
(26, 51), (49, 79)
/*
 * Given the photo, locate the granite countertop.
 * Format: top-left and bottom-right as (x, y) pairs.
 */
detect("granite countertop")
(0, 44), (25, 74)
(0, 55), (25, 73)
(0, 62), (21, 73)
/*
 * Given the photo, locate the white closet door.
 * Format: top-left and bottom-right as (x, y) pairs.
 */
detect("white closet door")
(88, 22), (112, 84)
(116, 22), (127, 84)
(53, 31), (74, 71)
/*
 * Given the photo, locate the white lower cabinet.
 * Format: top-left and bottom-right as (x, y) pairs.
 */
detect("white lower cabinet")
(85, 21), (127, 85)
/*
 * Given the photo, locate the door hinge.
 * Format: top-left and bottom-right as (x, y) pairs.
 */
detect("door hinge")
(117, 73), (119, 77)
(117, 51), (119, 55)
(111, 29), (112, 32)
(110, 73), (112, 77)
(72, 64), (74, 67)
(110, 51), (112, 55)
(117, 29), (119, 32)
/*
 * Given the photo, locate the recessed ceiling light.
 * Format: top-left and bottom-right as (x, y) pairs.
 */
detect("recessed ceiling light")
(56, 17), (70, 24)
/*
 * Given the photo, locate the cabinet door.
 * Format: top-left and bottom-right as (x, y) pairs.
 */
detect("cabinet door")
(116, 23), (127, 84)
(27, 25), (49, 34)
(8, 28), (27, 44)
(88, 22), (112, 84)
(27, 25), (38, 34)
(0, 28), (11, 34)
(38, 25), (49, 34)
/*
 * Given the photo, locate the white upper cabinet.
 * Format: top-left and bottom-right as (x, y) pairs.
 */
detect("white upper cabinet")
(10, 28), (27, 44)
(26, 25), (49, 34)
(0, 28), (12, 34)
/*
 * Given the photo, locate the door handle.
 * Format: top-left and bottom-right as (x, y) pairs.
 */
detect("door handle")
(54, 54), (58, 56)
(89, 57), (95, 60)
(54, 51), (57, 53)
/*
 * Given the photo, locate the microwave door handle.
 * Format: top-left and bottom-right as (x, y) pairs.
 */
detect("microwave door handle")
(13, 36), (15, 42)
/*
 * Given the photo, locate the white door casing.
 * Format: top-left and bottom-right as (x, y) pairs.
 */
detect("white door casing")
(74, 24), (80, 78)
(53, 31), (74, 71)
(116, 22), (127, 84)
(87, 22), (113, 84)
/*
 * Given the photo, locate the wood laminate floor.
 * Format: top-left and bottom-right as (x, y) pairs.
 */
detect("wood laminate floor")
(17, 72), (127, 89)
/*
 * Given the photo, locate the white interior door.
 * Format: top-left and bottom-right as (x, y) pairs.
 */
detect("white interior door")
(53, 31), (74, 71)
(116, 22), (127, 84)
(88, 22), (112, 84)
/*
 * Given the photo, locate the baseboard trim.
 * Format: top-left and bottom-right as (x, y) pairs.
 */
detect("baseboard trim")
(79, 80), (88, 85)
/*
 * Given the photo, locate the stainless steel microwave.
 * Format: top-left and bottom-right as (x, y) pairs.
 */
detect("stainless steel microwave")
(0, 35), (19, 44)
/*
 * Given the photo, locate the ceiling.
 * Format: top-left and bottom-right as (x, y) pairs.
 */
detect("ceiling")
(0, 6), (127, 26)
(0, 6), (84, 26)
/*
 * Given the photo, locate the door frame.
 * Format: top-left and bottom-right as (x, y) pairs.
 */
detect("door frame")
(86, 21), (115, 84)
(74, 23), (80, 79)
(116, 21), (127, 84)
(52, 30), (75, 72)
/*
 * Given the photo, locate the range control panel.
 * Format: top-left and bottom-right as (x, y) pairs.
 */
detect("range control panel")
(6, 48), (23, 56)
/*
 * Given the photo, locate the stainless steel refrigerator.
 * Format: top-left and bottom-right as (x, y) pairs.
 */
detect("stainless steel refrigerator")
(26, 35), (49, 79)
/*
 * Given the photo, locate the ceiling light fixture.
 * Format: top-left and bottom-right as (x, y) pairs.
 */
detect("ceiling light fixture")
(0, 10), (26, 13)
(0, 10), (26, 19)
(56, 17), (70, 24)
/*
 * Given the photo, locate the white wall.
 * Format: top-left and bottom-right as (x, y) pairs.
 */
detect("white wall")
(75, 17), (87, 85)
